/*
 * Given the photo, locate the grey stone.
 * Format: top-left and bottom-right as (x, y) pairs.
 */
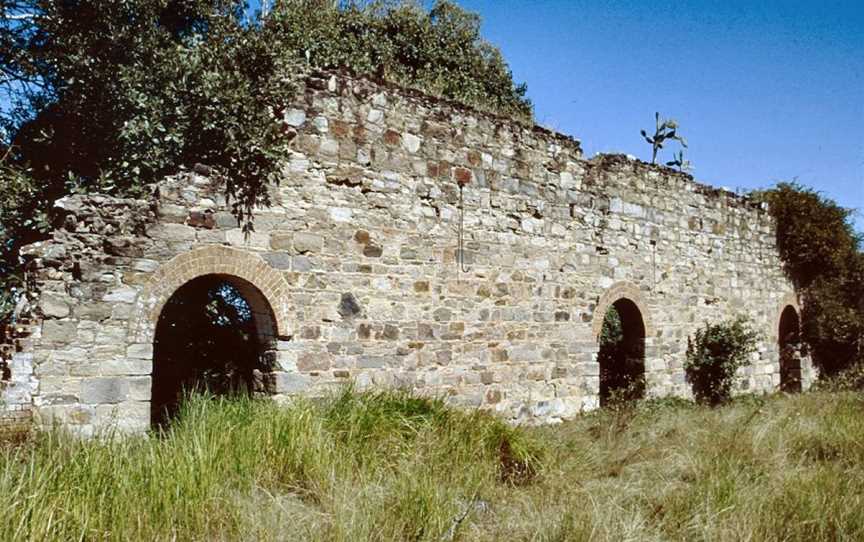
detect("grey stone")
(293, 232), (324, 254)
(338, 293), (363, 319)
(263, 252), (292, 270)
(80, 378), (130, 404)
(269, 372), (310, 394)
(41, 320), (78, 344)
(283, 108), (306, 127)
(40, 293), (71, 319)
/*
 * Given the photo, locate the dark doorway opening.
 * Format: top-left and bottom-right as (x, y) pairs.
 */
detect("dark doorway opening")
(778, 305), (802, 393)
(151, 274), (276, 427)
(598, 299), (646, 406)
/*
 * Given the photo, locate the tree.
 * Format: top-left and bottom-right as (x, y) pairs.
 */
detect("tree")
(757, 183), (864, 376)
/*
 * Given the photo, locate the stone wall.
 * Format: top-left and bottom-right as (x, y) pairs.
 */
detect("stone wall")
(1, 69), (815, 435)
(0, 319), (37, 434)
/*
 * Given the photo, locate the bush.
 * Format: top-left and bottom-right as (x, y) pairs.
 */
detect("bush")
(685, 316), (759, 405)
(814, 363), (864, 392)
(757, 183), (864, 376)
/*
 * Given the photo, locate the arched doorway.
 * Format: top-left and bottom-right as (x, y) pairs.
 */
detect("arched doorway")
(597, 298), (646, 406)
(151, 274), (277, 426)
(778, 305), (802, 393)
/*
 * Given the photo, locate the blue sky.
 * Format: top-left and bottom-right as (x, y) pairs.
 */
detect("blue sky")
(451, 0), (864, 234)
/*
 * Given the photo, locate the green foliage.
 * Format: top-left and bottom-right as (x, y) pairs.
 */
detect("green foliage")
(760, 182), (861, 288)
(814, 363), (864, 392)
(758, 182), (864, 375)
(684, 316), (759, 405)
(265, 0), (532, 122)
(665, 148), (692, 173)
(640, 111), (687, 165)
(598, 305), (623, 346)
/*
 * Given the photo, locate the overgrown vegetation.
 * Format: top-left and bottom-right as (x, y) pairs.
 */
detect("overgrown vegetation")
(758, 183), (864, 377)
(0, 389), (541, 541)
(684, 316), (759, 405)
(266, 0), (532, 120)
(0, 0), (531, 324)
(2, 390), (863, 540)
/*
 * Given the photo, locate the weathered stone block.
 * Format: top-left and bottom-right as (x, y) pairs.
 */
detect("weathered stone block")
(80, 377), (130, 404)
(40, 293), (71, 319)
(41, 320), (78, 345)
(294, 232), (324, 254)
(268, 372), (310, 394)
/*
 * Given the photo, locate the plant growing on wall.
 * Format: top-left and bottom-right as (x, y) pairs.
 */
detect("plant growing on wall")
(665, 149), (692, 173)
(641, 112), (687, 165)
(754, 182), (864, 376)
(684, 316), (758, 405)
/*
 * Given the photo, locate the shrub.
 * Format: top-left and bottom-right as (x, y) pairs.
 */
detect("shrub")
(685, 316), (759, 405)
(756, 182), (864, 376)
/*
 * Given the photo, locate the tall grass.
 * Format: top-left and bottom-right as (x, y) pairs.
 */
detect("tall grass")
(0, 388), (540, 541)
(1, 390), (862, 541)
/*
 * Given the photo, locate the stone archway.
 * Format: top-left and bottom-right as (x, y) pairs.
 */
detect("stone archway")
(125, 246), (292, 425)
(592, 282), (653, 406)
(778, 303), (802, 393)
(150, 274), (279, 425)
(128, 246), (292, 345)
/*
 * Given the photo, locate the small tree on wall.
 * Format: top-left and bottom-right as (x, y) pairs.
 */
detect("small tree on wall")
(684, 316), (759, 405)
(641, 112), (687, 165)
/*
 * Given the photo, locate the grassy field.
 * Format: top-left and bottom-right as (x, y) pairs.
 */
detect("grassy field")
(1, 389), (862, 541)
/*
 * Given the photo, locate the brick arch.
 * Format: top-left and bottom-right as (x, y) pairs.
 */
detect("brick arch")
(127, 246), (292, 345)
(773, 292), (801, 342)
(591, 281), (654, 340)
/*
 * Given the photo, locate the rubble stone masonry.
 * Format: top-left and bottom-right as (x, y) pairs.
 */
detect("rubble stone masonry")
(0, 70), (815, 435)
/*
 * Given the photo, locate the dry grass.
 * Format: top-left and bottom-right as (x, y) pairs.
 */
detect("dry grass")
(1, 390), (862, 541)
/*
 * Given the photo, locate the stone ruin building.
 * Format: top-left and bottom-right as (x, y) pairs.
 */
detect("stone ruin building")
(0, 70), (815, 435)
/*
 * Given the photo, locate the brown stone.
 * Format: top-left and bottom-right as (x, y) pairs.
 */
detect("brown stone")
(301, 326), (321, 340)
(331, 120), (351, 139)
(485, 389), (502, 404)
(271, 233), (293, 251)
(363, 244), (383, 258)
(383, 129), (401, 147)
(453, 167), (473, 186)
(187, 211), (215, 229)
(297, 353), (330, 371)
(354, 230), (371, 245)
